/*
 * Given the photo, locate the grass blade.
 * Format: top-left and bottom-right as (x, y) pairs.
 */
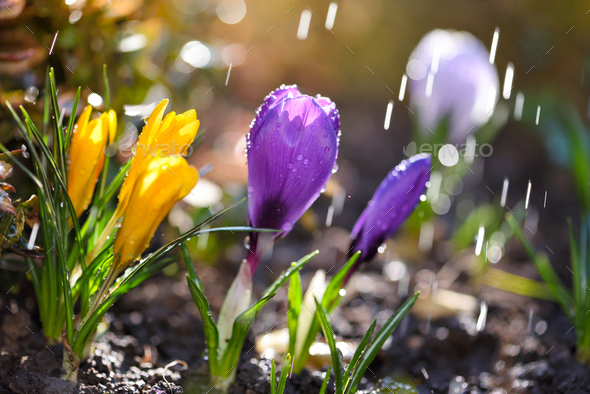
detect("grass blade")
(270, 359), (277, 394)
(315, 298), (343, 394)
(508, 214), (573, 315)
(277, 353), (292, 394)
(287, 269), (302, 356)
(319, 365), (332, 394)
(181, 239), (220, 375)
(260, 250), (319, 300)
(343, 319), (376, 389)
(64, 87), (81, 153)
(346, 293), (419, 394)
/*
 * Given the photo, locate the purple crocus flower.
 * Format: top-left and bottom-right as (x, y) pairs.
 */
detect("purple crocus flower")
(348, 154), (431, 271)
(407, 29), (499, 143)
(246, 85), (340, 272)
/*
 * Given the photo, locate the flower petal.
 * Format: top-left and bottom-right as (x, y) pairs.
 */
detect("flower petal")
(408, 29), (499, 142)
(350, 154), (431, 264)
(113, 156), (198, 270)
(247, 95), (338, 234)
(254, 84), (302, 125)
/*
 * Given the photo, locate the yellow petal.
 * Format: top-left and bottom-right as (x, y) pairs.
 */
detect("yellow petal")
(157, 120), (200, 156)
(108, 109), (117, 143)
(145, 99), (169, 146)
(67, 116), (108, 217)
(68, 105), (93, 171)
(113, 156), (198, 270)
(116, 102), (199, 215)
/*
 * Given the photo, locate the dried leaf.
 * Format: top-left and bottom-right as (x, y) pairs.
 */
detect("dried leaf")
(18, 195), (40, 227)
(0, 161), (12, 180)
(0, 149), (23, 161)
(0, 189), (16, 215)
(0, 183), (16, 193)
(0, 209), (24, 250)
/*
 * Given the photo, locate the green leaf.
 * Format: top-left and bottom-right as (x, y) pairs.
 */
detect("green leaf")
(345, 293), (419, 394)
(186, 276), (221, 375)
(294, 252), (358, 374)
(20, 107), (85, 263)
(180, 239), (220, 375)
(260, 250), (319, 300)
(270, 359), (277, 394)
(319, 365), (332, 394)
(103, 65), (111, 109)
(315, 298), (343, 394)
(220, 293), (274, 376)
(277, 353), (292, 394)
(219, 251), (316, 377)
(343, 319), (376, 390)
(507, 214), (573, 316)
(64, 87), (81, 153)
(287, 269), (302, 356)
(48, 68), (67, 178)
(323, 252), (359, 312)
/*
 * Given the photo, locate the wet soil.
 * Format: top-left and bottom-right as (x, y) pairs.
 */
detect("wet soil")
(1, 248), (590, 394)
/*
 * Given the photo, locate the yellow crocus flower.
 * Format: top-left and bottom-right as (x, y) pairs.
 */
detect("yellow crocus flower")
(117, 99), (199, 215)
(88, 100), (199, 262)
(112, 155), (199, 272)
(67, 106), (114, 217)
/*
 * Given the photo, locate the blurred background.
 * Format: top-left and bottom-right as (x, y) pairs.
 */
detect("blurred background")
(2, 0), (590, 286)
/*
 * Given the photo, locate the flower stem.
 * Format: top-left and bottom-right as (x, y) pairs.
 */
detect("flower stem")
(61, 332), (80, 382)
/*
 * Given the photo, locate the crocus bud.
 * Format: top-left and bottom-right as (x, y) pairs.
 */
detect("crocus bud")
(348, 154), (431, 269)
(88, 100), (199, 264)
(67, 105), (109, 217)
(245, 85), (339, 271)
(407, 29), (499, 143)
(113, 156), (199, 272)
(117, 99), (199, 215)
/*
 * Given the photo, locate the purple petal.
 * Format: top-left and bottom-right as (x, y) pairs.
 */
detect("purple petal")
(407, 29), (499, 143)
(315, 96), (340, 136)
(254, 84), (302, 124)
(247, 92), (339, 270)
(349, 154), (431, 265)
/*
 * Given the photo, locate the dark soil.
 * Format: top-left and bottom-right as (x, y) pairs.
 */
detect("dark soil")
(2, 249), (590, 394)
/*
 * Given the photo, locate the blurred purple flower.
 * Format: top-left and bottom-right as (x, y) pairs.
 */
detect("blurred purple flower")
(407, 29), (499, 143)
(246, 85), (340, 271)
(348, 154), (431, 271)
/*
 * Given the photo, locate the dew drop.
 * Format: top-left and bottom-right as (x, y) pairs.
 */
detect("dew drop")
(296, 154), (303, 160)
(286, 162), (293, 169)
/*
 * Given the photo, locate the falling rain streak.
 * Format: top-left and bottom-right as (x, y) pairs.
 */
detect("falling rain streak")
(297, 10), (312, 40)
(489, 27), (499, 64)
(535, 105), (541, 125)
(475, 226), (485, 256)
(500, 178), (509, 207)
(477, 301), (488, 332)
(425, 72), (435, 98)
(325, 3), (338, 30)
(384, 100), (394, 130)
(399, 74), (408, 101)
(225, 63), (232, 86)
(544, 191), (547, 208)
(525, 180), (532, 209)
(514, 92), (525, 121)
(503, 62), (514, 99)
